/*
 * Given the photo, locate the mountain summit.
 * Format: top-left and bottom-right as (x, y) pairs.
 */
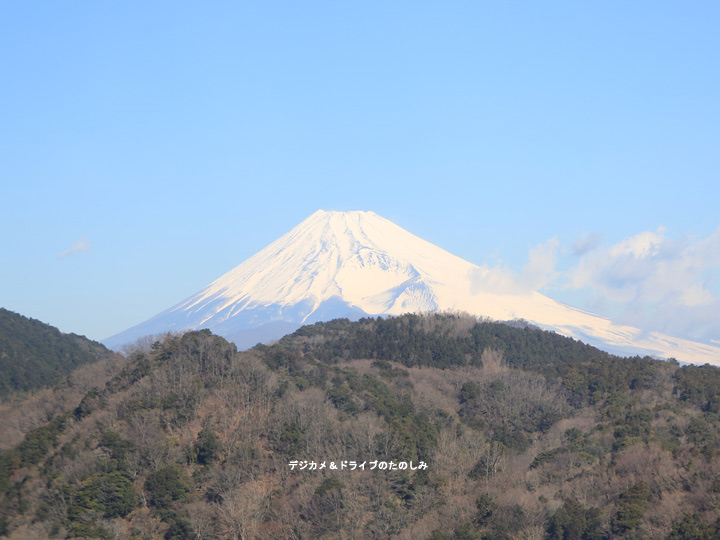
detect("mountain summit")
(105, 210), (720, 365)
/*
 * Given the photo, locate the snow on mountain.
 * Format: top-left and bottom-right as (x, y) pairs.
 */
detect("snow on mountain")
(104, 210), (720, 366)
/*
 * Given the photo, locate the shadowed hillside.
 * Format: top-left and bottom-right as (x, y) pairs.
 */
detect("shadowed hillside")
(0, 309), (113, 399)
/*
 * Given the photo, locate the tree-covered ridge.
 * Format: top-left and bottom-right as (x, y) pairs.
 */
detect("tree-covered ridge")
(1, 314), (720, 539)
(0, 308), (112, 398)
(285, 314), (662, 404)
(286, 313), (623, 370)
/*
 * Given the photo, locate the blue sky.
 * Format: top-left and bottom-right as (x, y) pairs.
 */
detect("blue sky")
(1, 2), (719, 344)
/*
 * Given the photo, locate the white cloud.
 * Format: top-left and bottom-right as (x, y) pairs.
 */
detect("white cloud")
(471, 237), (559, 295)
(471, 227), (720, 342)
(58, 237), (91, 259)
(607, 227), (666, 259)
(566, 227), (720, 341)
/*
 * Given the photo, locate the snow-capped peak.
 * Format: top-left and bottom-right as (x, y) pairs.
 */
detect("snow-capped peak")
(104, 210), (720, 366)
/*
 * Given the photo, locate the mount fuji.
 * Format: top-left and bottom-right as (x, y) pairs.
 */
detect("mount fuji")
(104, 210), (720, 365)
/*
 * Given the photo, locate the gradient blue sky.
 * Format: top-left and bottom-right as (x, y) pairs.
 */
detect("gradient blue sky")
(2, 2), (719, 344)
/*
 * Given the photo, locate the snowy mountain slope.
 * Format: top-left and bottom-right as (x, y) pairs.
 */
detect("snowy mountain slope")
(104, 210), (720, 365)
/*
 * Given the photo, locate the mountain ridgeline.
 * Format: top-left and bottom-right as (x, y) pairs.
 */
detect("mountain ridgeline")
(3, 313), (720, 539)
(0, 308), (112, 399)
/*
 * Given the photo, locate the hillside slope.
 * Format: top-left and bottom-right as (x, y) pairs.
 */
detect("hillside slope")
(4, 314), (720, 539)
(0, 308), (113, 399)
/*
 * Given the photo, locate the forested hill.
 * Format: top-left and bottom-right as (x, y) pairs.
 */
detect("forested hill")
(2, 313), (720, 539)
(0, 308), (112, 399)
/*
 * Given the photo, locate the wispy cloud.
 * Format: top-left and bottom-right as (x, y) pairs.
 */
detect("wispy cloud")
(471, 237), (560, 295)
(471, 227), (720, 342)
(58, 237), (91, 259)
(571, 232), (600, 256)
(566, 227), (720, 341)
